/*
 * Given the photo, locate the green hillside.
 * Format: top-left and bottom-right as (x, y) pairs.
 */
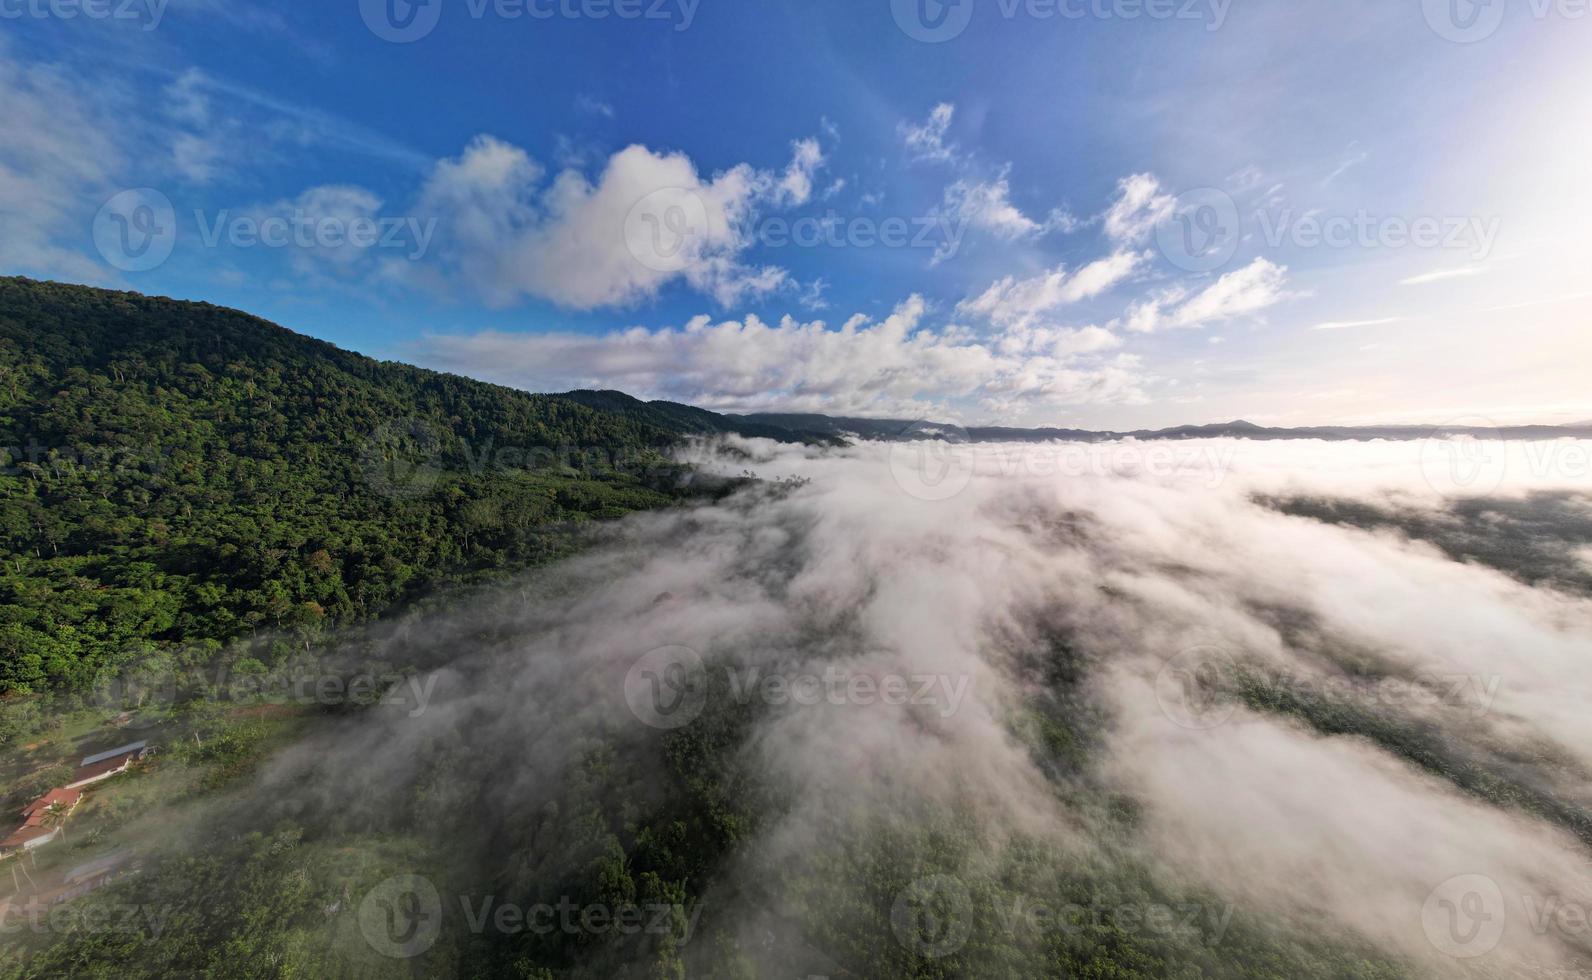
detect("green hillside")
(562, 389), (842, 445)
(0, 278), (731, 694)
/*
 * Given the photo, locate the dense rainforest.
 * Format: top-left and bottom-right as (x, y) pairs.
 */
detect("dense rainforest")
(0, 277), (787, 696)
(0, 279), (1455, 978)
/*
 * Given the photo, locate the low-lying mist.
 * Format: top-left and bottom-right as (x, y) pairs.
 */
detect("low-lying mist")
(44, 435), (1592, 978)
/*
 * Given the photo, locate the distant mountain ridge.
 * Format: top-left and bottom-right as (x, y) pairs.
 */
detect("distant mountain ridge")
(721, 413), (1592, 444)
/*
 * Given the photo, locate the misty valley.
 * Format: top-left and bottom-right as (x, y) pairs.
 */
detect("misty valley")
(0, 281), (1587, 977)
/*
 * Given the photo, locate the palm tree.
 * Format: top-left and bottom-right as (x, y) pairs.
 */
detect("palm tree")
(39, 802), (70, 842)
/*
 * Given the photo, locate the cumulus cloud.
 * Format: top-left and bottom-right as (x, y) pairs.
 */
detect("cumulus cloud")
(959, 251), (1146, 330)
(1104, 172), (1176, 244)
(935, 174), (1043, 242)
(407, 137), (777, 309)
(412, 295), (1149, 414)
(1123, 258), (1292, 332)
(775, 138), (825, 207)
(927, 172), (1084, 264)
(407, 135), (840, 309)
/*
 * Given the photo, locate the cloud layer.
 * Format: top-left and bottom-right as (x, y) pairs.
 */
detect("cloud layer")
(202, 434), (1592, 976)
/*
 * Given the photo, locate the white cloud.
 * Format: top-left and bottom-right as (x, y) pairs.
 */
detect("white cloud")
(166, 69), (212, 127)
(930, 171), (1077, 263)
(939, 174), (1041, 240)
(173, 133), (223, 184)
(0, 46), (123, 282)
(1228, 165), (1265, 191)
(1400, 264), (1488, 286)
(959, 251), (1146, 330)
(1124, 258), (1291, 333)
(246, 185), (391, 275)
(997, 323), (1125, 360)
(574, 94), (615, 118)
(1321, 144), (1369, 186)
(1311, 316), (1403, 331)
(775, 138), (825, 207)
(412, 296), (1148, 415)
(402, 133), (841, 309)
(1104, 173), (1175, 244)
(899, 103), (958, 163)
(410, 136), (791, 310)
(797, 278), (830, 311)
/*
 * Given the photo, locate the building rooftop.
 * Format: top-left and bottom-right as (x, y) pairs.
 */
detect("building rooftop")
(21, 787), (82, 820)
(79, 741), (147, 768)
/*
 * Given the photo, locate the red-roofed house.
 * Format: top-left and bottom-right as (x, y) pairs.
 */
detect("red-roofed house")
(0, 787), (84, 856)
(21, 788), (83, 821)
(0, 824), (60, 854)
(65, 741), (147, 790)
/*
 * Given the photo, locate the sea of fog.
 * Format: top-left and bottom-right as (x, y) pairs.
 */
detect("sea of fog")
(228, 435), (1592, 977)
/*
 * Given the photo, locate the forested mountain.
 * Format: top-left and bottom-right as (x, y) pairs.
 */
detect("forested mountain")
(0, 278), (757, 695)
(4, 275), (1581, 698)
(561, 390), (841, 445)
(735, 413), (1592, 443)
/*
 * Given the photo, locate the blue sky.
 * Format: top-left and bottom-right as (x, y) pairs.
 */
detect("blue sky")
(4, 0), (1590, 427)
